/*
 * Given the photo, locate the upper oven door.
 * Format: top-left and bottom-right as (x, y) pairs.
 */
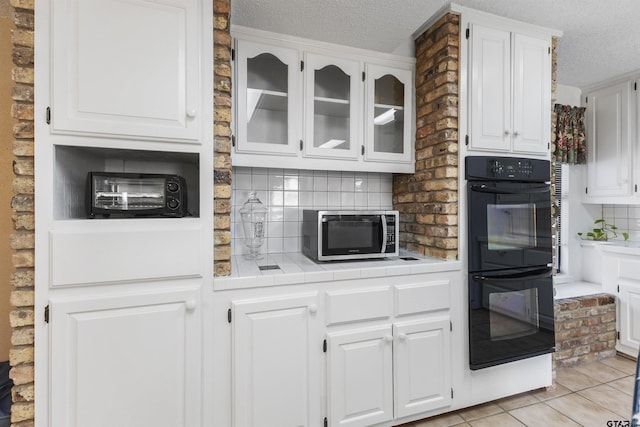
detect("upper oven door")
(467, 181), (552, 272)
(321, 214), (385, 259)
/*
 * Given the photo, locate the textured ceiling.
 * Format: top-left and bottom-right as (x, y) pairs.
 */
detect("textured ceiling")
(232, 0), (640, 89)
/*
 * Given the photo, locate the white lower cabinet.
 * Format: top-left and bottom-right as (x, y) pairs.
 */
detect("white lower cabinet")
(617, 279), (640, 356)
(326, 318), (452, 427)
(394, 318), (452, 418)
(219, 271), (458, 427)
(49, 285), (202, 427)
(327, 325), (394, 427)
(231, 292), (322, 427)
(601, 251), (640, 357)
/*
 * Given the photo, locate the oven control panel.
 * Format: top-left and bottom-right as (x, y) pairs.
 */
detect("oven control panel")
(466, 156), (550, 182)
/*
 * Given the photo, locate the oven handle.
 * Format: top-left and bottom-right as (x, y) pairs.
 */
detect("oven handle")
(470, 184), (550, 195)
(472, 269), (553, 283)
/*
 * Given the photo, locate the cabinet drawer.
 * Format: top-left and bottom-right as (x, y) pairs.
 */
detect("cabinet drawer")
(394, 280), (450, 316)
(50, 225), (202, 287)
(326, 286), (391, 325)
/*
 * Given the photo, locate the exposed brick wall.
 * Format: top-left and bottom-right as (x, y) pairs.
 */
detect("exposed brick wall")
(8, 0), (35, 425)
(214, 0), (232, 276)
(393, 13), (460, 260)
(554, 294), (617, 368)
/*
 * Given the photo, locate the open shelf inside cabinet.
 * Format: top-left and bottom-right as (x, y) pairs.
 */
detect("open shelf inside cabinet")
(54, 145), (200, 220)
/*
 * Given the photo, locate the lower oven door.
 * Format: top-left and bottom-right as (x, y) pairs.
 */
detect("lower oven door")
(468, 267), (555, 370)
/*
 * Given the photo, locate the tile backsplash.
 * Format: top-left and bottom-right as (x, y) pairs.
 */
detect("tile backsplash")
(602, 205), (640, 240)
(231, 167), (394, 256)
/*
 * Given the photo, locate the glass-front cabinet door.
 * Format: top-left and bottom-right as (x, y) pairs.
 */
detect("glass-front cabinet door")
(303, 53), (360, 160)
(365, 64), (413, 164)
(235, 40), (300, 155)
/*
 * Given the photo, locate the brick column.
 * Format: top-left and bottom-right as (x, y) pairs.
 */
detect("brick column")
(8, 0), (35, 425)
(394, 13), (460, 260)
(214, 0), (233, 276)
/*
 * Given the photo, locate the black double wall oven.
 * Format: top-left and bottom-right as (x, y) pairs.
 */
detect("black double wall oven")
(466, 156), (555, 370)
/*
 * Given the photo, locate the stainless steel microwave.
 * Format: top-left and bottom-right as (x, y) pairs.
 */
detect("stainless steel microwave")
(302, 210), (399, 261)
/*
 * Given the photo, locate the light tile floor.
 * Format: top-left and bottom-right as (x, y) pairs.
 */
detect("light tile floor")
(396, 355), (638, 427)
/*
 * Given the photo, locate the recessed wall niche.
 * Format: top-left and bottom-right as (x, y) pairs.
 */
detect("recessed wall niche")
(54, 145), (200, 220)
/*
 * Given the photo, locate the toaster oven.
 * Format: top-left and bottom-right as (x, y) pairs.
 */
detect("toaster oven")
(86, 172), (188, 218)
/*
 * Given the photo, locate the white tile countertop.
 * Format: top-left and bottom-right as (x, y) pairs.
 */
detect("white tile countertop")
(213, 251), (462, 290)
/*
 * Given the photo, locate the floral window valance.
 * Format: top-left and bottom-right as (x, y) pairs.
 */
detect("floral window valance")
(553, 104), (587, 164)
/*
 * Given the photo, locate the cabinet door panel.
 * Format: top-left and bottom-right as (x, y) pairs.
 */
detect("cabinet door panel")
(235, 40), (300, 155)
(469, 25), (511, 152)
(365, 64), (413, 164)
(327, 325), (393, 427)
(585, 81), (634, 198)
(232, 292), (320, 427)
(304, 53), (360, 160)
(50, 286), (201, 427)
(394, 318), (452, 418)
(52, 0), (200, 141)
(618, 281), (640, 355)
(512, 34), (550, 154)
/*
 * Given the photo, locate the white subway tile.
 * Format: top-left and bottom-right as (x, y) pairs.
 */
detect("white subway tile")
(268, 207), (284, 221)
(284, 207), (299, 222)
(283, 237), (300, 253)
(268, 173), (284, 191)
(251, 173), (269, 191)
(284, 175), (299, 191)
(367, 174), (381, 192)
(327, 176), (341, 190)
(341, 175), (355, 192)
(269, 191), (284, 206)
(615, 205), (628, 219)
(313, 174), (328, 191)
(235, 172), (252, 190)
(355, 177), (367, 192)
(355, 192), (368, 208)
(368, 192), (381, 207)
(327, 191), (341, 208)
(341, 192), (355, 208)
(284, 221), (299, 237)
(299, 191), (314, 207)
(313, 191), (328, 207)
(267, 221), (284, 238)
(299, 175), (314, 191)
(284, 191), (299, 206)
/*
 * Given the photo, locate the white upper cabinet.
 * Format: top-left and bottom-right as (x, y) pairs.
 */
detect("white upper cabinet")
(304, 53), (361, 160)
(232, 27), (415, 173)
(583, 80), (635, 201)
(469, 24), (551, 155)
(365, 64), (414, 164)
(234, 40), (300, 155)
(51, 0), (201, 142)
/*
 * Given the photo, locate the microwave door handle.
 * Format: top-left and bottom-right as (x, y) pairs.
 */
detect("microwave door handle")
(470, 184), (550, 195)
(380, 215), (387, 253)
